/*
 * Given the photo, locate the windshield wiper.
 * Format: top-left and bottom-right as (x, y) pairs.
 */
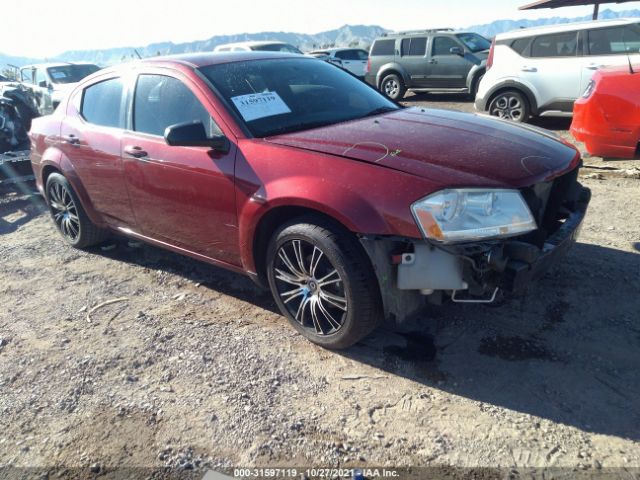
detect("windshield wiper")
(363, 106), (399, 118)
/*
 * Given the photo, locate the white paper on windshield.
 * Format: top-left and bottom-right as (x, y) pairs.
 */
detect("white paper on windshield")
(50, 71), (67, 79)
(231, 91), (291, 122)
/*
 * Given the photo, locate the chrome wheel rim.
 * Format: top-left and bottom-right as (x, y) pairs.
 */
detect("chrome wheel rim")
(384, 79), (399, 97)
(48, 183), (80, 242)
(273, 239), (347, 336)
(490, 94), (524, 121)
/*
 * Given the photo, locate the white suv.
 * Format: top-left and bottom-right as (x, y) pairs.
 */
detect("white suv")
(475, 19), (640, 122)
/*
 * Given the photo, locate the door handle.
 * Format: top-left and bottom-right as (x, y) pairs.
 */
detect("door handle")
(124, 145), (148, 158)
(521, 66), (537, 72)
(62, 134), (80, 146)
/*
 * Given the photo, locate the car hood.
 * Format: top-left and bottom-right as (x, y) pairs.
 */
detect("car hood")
(265, 108), (579, 189)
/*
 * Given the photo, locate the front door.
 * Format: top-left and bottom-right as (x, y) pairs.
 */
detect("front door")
(121, 72), (239, 265)
(425, 36), (470, 88)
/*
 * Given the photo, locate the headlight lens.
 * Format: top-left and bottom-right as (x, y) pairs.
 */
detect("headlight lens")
(582, 80), (595, 98)
(411, 189), (537, 243)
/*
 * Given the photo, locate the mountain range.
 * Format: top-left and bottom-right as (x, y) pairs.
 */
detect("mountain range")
(1, 8), (639, 68)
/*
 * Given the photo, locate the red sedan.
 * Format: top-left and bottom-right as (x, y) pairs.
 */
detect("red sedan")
(30, 52), (590, 349)
(571, 65), (640, 159)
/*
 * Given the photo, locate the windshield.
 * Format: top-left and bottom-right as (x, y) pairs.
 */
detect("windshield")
(199, 58), (399, 137)
(47, 64), (100, 84)
(456, 33), (491, 52)
(252, 43), (303, 54)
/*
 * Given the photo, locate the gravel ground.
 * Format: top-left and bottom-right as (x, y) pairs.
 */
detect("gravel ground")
(1, 99), (639, 479)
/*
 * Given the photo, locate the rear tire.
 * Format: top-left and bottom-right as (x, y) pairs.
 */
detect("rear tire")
(488, 89), (530, 123)
(266, 217), (383, 349)
(45, 173), (108, 248)
(380, 74), (406, 101)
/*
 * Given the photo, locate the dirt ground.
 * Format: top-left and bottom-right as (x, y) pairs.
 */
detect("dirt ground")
(1, 97), (639, 479)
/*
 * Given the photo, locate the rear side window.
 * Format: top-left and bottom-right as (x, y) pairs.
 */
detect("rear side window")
(371, 39), (395, 56)
(401, 37), (427, 56)
(531, 31), (577, 57)
(133, 74), (219, 137)
(432, 37), (460, 56)
(81, 78), (123, 128)
(511, 37), (531, 56)
(588, 26), (640, 55)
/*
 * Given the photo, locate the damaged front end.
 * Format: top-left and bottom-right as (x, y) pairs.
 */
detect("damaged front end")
(0, 82), (41, 154)
(361, 167), (591, 324)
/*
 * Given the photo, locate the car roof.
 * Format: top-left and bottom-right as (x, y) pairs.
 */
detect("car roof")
(496, 18), (640, 40)
(312, 47), (366, 53)
(215, 40), (292, 49)
(379, 29), (466, 38)
(138, 51), (304, 68)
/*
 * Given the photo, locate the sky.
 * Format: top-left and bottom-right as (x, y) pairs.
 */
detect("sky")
(5, 0), (637, 58)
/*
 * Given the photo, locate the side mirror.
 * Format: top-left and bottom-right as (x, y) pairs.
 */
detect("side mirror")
(38, 80), (48, 88)
(450, 46), (464, 56)
(164, 121), (230, 153)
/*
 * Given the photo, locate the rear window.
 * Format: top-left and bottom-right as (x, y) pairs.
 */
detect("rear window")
(81, 77), (123, 128)
(47, 64), (100, 84)
(531, 31), (577, 57)
(588, 25), (640, 55)
(371, 39), (395, 56)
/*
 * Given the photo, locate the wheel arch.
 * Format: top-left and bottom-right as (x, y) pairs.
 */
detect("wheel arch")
(376, 63), (409, 89)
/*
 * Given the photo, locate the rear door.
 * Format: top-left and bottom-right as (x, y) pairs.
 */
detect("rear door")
(581, 23), (640, 93)
(60, 76), (135, 226)
(121, 70), (239, 265)
(524, 30), (583, 110)
(425, 36), (470, 88)
(398, 37), (429, 87)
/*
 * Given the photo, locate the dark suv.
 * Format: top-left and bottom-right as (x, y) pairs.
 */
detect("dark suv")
(365, 29), (491, 100)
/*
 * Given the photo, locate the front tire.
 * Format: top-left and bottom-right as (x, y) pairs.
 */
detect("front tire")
(488, 89), (530, 123)
(266, 217), (383, 349)
(45, 173), (108, 248)
(380, 74), (406, 101)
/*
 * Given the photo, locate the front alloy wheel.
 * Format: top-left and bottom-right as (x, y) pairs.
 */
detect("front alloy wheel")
(273, 239), (348, 336)
(266, 218), (383, 349)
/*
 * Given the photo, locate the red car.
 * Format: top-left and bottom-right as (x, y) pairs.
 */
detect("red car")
(30, 52), (590, 349)
(571, 65), (640, 159)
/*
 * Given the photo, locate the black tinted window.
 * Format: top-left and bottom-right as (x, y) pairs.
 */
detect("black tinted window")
(531, 32), (577, 57)
(81, 78), (123, 128)
(432, 37), (460, 56)
(371, 39), (395, 56)
(408, 37), (427, 56)
(335, 49), (368, 60)
(511, 37), (531, 55)
(134, 75), (218, 137)
(588, 26), (640, 55)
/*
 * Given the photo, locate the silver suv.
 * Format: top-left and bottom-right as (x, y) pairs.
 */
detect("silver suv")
(365, 29), (491, 100)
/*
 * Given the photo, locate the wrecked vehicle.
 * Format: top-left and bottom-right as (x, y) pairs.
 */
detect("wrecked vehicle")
(0, 81), (40, 153)
(30, 53), (591, 349)
(19, 62), (100, 114)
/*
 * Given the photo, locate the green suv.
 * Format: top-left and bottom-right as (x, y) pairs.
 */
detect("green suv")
(365, 29), (491, 100)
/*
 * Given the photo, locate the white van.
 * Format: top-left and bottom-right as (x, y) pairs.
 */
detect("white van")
(213, 41), (302, 54)
(475, 19), (640, 122)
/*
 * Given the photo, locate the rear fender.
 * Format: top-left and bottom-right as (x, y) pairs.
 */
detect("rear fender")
(376, 63), (410, 88)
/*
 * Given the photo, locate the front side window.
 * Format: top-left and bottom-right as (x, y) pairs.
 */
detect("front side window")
(456, 33), (491, 52)
(81, 77), (123, 128)
(21, 69), (34, 84)
(371, 39), (395, 56)
(531, 32), (578, 57)
(35, 69), (47, 87)
(133, 74), (219, 137)
(432, 37), (461, 56)
(588, 25), (640, 55)
(200, 58), (398, 137)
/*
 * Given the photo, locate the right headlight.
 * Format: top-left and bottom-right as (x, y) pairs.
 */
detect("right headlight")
(411, 189), (537, 244)
(582, 80), (595, 99)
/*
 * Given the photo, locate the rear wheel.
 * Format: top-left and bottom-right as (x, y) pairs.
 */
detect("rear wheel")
(266, 217), (382, 349)
(380, 74), (406, 101)
(45, 173), (108, 248)
(488, 90), (530, 123)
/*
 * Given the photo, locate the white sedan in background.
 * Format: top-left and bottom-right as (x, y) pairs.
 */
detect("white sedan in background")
(308, 48), (369, 78)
